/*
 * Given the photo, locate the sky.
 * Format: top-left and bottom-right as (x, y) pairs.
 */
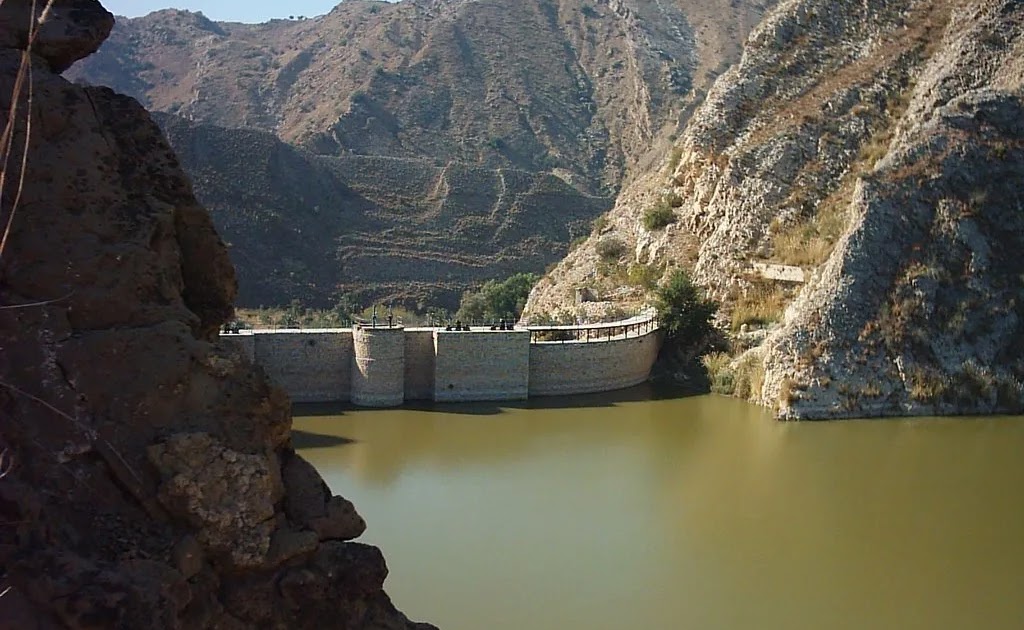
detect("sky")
(102, 1), (367, 23)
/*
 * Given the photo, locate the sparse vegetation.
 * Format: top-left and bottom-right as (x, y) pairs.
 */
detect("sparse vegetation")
(703, 352), (735, 394)
(596, 237), (627, 261)
(729, 281), (786, 331)
(779, 377), (800, 405)
(908, 366), (948, 403)
(667, 146), (684, 172)
(642, 200), (676, 231)
(732, 354), (765, 400)
(626, 263), (661, 290)
(770, 199), (847, 267)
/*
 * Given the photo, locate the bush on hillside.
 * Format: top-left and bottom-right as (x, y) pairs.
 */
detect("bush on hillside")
(642, 200), (676, 231)
(656, 269), (717, 359)
(455, 272), (539, 323)
(595, 236), (627, 261)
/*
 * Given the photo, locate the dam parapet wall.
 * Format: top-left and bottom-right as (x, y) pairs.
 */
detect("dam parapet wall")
(220, 312), (660, 406)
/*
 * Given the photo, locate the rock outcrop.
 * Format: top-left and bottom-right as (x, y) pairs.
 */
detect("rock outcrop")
(0, 2), (434, 627)
(526, 0), (1024, 419)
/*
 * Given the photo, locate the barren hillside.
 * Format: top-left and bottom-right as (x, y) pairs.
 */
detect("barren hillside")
(69, 0), (774, 193)
(156, 114), (612, 309)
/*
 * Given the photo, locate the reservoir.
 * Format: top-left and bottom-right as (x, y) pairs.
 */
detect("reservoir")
(295, 387), (1024, 630)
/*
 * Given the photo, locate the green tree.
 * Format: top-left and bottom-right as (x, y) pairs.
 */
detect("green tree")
(331, 294), (359, 326)
(455, 272), (539, 323)
(656, 269), (717, 359)
(455, 291), (488, 323)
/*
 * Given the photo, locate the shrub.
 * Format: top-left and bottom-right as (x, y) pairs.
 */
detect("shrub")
(656, 269), (717, 359)
(529, 311), (576, 341)
(642, 201), (676, 231)
(626, 263), (661, 289)
(596, 237), (627, 261)
(703, 352), (735, 394)
(667, 146), (684, 172)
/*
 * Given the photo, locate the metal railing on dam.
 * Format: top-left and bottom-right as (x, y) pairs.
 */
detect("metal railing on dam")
(219, 310), (661, 406)
(524, 308), (659, 344)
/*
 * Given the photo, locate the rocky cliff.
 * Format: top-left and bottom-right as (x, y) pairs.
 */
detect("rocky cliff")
(526, 0), (1024, 419)
(0, 2), (434, 627)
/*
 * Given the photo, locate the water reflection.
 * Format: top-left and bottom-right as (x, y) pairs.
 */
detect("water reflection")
(296, 390), (1024, 630)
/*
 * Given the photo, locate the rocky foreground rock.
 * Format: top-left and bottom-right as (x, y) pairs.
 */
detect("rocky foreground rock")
(0, 1), (435, 627)
(527, 0), (1024, 419)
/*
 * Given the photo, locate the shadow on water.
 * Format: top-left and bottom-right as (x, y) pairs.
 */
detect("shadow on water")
(291, 429), (357, 450)
(294, 382), (696, 418)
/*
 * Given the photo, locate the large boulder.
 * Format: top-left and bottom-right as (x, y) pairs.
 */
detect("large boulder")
(0, 2), (435, 628)
(0, 0), (114, 72)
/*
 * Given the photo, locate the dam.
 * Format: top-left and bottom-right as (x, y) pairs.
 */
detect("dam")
(220, 311), (661, 406)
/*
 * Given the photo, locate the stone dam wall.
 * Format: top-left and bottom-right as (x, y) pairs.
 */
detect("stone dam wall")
(221, 316), (660, 406)
(434, 330), (531, 402)
(529, 332), (661, 397)
(223, 330), (354, 403)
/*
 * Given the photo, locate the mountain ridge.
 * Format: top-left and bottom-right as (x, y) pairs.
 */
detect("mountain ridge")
(68, 0), (775, 194)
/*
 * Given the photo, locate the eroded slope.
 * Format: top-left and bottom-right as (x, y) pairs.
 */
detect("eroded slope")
(156, 114), (612, 309)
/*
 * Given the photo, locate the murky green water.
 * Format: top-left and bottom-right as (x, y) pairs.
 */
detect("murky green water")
(295, 387), (1024, 630)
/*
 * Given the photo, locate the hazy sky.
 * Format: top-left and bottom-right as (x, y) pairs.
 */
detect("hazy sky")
(103, 1), (353, 23)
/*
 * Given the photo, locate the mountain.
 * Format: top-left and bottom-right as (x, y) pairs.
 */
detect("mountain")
(525, 0), (1024, 419)
(66, 0), (776, 310)
(68, 0), (775, 194)
(154, 113), (612, 309)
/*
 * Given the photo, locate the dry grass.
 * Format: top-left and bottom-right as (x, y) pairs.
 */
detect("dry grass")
(861, 382), (882, 398)
(729, 281), (786, 331)
(770, 200), (846, 268)
(908, 366), (948, 403)
(779, 377), (800, 405)
(733, 354), (765, 400)
(703, 352), (735, 394)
